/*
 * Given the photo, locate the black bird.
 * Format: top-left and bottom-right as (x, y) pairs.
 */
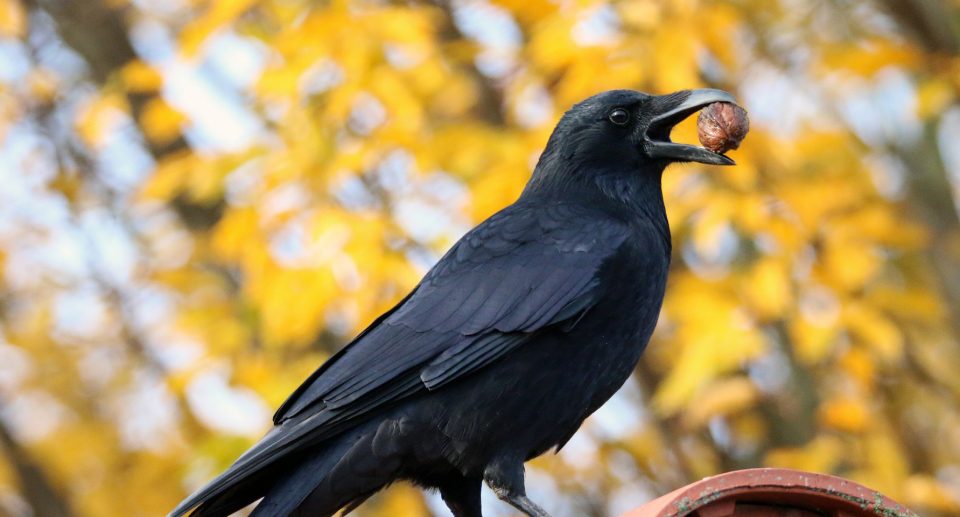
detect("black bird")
(170, 88), (740, 517)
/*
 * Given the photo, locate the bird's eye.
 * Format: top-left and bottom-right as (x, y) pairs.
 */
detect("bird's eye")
(608, 108), (630, 126)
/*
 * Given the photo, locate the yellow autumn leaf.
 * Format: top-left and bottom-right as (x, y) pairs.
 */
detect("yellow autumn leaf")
(491, 0), (558, 26)
(120, 59), (163, 93)
(789, 313), (839, 364)
(917, 79), (955, 120)
(180, 0), (258, 55)
(617, 0), (662, 31)
(211, 207), (260, 261)
(140, 151), (193, 201)
(75, 93), (127, 148)
(819, 39), (919, 77)
(729, 413), (767, 446)
(765, 435), (845, 473)
(27, 69), (58, 103)
(742, 256), (793, 320)
(849, 431), (911, 497)
(818, 397), (870, 433)
(843, 302), (903, 362)
(527, 16), (579, 74)
(368, 484), (430, 516)
(655, 293), (765, 414)
(140, 97), (186, 146)
(470, 162), (528, 221)
(697, 4), (741, 69)
(776, 173), (859, 230)
(819, 237), (881, 291)
(682, 376), (758, 428)
(903, 475), (960, 513)
(258, 267), (338, 347)
(651, 23), (700, 92)
(369, 7), (435, 48)
(838, 347), (876, 389)
(0, 0), (24, 37)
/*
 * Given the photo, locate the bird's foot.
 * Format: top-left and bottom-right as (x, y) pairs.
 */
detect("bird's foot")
(491, 488), (551, 517)
(484, 460), (552, 517)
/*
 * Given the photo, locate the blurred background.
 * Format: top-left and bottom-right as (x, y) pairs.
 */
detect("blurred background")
(1, 0), (960, 515)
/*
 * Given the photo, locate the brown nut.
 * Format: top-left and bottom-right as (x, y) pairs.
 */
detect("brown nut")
(697, 102), (749, 154)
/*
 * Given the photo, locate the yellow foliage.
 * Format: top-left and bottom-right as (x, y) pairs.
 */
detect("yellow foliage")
(470, 162), (528, 221)
(850, 431), (911, 498)
(368, 7), (437, 49)
(765, 435), (845, 473)
(652, 24), (700, 92)
(141, 151), (193, 201)
(257, 266), (339, 347)
(527, 16), (580, 75)
(870, 286), (945, 324)
(682, 376), (758, 428)
(776, 169), (862, 231)
(843, 302), (903, 362)
(617, 0), (662, 32)
(917, 78), (955, 120)
(818, 397), (870, 433)
(838, 347), (875, 389)
(655, 276), (766, 414)
(903, 475), (960, 513)
(180, 0), (259, 55)
(492, 0), (557, 26)
(820, 239), (881, 291)
(0, 0), (24, 37)
(234, 353), (326, 408)
(27, 69), (58, 103)
(366, 484), (430, 516)
(741, 256), (792, 320)
(621, 427), (669, 469)
(836, 204), (927, 249)
(140, 97), (186, 146)
(211, 207), (259, 261)
(696, 4), (741, 70)
(819, 39), (920, 77)
(75, 93), (127, 148)
(789, 312), (839, 365)
(120, 60), (163, 93)
(180, 303), (251, 354)
(729, 413), (767, 446)
(8, 1), (960, 516)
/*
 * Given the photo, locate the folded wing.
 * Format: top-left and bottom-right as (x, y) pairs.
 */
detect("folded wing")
(171, 202), (629, 516)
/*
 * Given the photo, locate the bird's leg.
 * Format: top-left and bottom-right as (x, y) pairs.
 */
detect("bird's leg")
(439, 476), (483, 517)
(484, 460), (552, 517)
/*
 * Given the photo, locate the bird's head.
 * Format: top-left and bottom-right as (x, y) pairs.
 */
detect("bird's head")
(527, 89), (740, 197)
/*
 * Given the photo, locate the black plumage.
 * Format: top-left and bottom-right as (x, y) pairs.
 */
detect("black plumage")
(170, 88), (740, 517)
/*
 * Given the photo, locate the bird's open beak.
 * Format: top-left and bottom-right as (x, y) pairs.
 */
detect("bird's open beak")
(643, 88), (739, 166)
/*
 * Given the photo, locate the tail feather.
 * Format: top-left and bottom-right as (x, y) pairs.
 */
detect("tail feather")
(251, 423), (401, 516)
(168, 427), (285, 517)
(171, 414), (407, 517)
(175, 453), (295, 517)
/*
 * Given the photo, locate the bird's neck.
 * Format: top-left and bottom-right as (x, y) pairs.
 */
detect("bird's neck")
(596, 170), (672, 253)
(524, 162), (671, 236)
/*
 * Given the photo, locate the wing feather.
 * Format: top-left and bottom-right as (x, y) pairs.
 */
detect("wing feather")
(420, 332), (528, 390)
(276, 202), (628, 423)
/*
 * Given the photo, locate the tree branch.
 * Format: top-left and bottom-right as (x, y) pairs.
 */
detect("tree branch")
(0, 410), (74, 517)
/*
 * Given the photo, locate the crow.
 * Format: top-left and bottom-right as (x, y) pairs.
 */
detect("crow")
(170, 88), (740, 517)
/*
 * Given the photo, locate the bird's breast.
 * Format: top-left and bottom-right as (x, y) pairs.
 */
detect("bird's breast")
(576, 225), (670, 370)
